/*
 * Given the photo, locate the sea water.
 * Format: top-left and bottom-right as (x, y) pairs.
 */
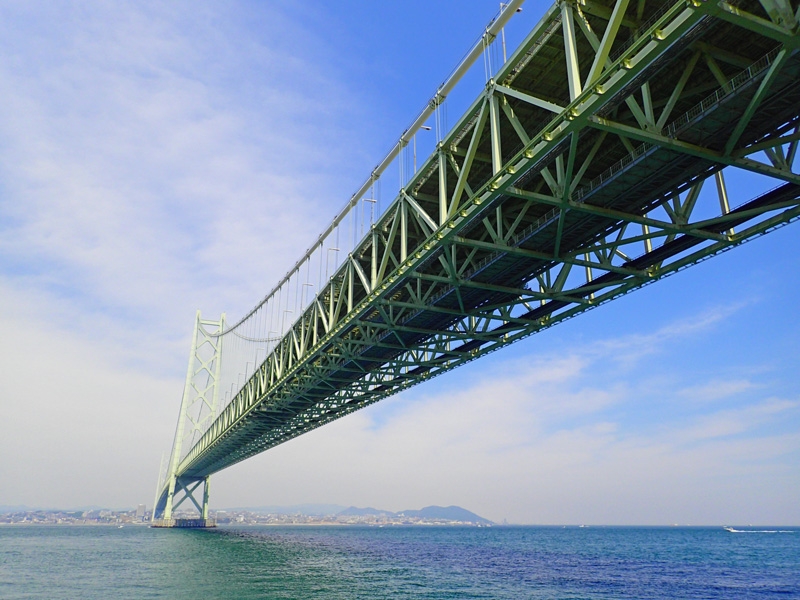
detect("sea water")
(0, 525), (797, 599)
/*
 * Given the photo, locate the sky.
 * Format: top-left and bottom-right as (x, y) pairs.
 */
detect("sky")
(0, 1), (798, 526)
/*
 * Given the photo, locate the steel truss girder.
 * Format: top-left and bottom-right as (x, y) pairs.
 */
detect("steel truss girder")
(175, 0), (800, 479)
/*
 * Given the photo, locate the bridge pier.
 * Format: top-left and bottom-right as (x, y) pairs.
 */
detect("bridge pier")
(152, 517), (215, 528)
(153, 475), (215, 528)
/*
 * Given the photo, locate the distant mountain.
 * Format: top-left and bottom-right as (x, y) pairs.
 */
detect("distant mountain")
(221, 503), (491, 524)
(338, 506), (395, 517)
(341, 505), (492, 524)
(399, 505), (493, 524)
(227, 504), (347, 516)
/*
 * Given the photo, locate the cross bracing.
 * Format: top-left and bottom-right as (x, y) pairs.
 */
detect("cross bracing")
(154, 0), (800, 519)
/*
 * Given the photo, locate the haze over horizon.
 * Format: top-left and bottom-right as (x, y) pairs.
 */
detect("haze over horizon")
(0, 1), (798, 526)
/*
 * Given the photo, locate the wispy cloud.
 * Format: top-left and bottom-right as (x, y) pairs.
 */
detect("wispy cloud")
(677, 378), (759, 403)
(672, 398), (800, 444)
(587, 301), (749, 369)
(0, 1), (379, 373)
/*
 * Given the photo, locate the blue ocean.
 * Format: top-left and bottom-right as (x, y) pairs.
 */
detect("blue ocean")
(0, 525), (798, 599)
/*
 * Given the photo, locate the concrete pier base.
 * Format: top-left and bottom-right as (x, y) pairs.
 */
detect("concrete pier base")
(151, 518), (216, 528)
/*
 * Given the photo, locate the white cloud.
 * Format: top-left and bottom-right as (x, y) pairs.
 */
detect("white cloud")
(671, 398), (800, 444)
(0, 1), (378, 371)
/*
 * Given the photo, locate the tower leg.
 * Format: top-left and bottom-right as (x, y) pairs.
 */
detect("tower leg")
(163, 476), (177, 521)
(202, 476), (211, 521)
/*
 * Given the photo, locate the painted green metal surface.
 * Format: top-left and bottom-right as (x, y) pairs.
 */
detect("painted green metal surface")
(154, 0), (800, 519)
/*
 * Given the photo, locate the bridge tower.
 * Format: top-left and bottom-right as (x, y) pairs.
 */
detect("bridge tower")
(152, 311), (224, 528)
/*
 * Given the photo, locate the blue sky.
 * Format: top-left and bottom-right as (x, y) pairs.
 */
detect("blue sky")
(0, 1), (798, 525)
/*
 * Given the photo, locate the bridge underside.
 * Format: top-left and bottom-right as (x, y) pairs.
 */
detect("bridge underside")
(156, 0), (800, 510)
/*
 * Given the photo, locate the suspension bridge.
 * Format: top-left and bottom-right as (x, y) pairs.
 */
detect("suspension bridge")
(152, 0), (800, 527)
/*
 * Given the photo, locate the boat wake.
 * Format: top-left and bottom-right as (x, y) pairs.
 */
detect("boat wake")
(723, 526), (794, 533)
